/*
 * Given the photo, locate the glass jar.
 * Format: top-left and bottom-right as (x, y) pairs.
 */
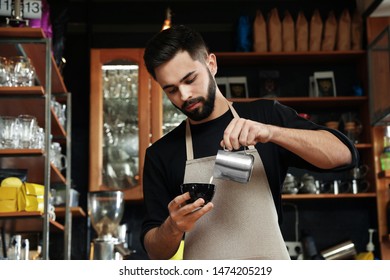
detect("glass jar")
(380, 147), (390, 171)
(387, 185), (390, 235)
(384, 125), (390, 148)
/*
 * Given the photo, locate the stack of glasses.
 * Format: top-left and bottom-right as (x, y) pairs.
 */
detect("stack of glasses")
(0, 56), (36, 87)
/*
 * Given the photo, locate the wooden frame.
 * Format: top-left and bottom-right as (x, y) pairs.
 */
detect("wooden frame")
(314, 71), (337, 97)
(215, 76), (248, 98)
(89, 49), (152, 201)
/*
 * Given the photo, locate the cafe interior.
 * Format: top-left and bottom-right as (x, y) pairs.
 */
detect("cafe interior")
(0, 0), (390, 260)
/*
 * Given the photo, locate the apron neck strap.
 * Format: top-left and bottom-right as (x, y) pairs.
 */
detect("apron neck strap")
(186, 119), (194, 160)
(185, 100), (255, 160)
(227, 101), (239, 118)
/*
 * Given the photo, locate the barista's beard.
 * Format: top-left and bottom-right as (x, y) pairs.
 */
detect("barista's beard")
(175, 70), (216, 121)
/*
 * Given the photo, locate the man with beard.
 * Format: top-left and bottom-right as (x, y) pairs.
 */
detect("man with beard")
(141, 25), (358, 260)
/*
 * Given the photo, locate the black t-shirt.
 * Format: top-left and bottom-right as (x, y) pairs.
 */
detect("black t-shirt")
(140, 99), (358, 247)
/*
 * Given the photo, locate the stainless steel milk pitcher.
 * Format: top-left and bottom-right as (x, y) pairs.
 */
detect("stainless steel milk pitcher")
(213, 147), (255, 183)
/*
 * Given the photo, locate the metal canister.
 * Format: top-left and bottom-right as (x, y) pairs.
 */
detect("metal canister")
(320, 240), (357, 260)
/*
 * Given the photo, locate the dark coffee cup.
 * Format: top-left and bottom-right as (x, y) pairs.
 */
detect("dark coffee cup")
(180, 183), (215, 204)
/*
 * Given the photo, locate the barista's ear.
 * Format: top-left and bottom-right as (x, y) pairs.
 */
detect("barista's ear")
(206, 53), (218, 76)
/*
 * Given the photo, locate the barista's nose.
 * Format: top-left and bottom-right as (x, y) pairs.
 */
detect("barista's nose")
(179, 85), (192, 101)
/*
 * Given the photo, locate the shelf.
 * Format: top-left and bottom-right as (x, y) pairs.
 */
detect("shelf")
(0, 27), (45, 38)
(0, 27), (67, 94)
(282, 193), (377, 200)
(379, 170), (390, 178)
(0, 86), (44, 96)
(0, 149), (43, 156)
(230, 96), (369, 108)
(0, 98), (67, 139)
(0, 211), (63, 232)
(55, 207), (86, 218)
(0, 203), (77, 233)
(215, 50), (366, 65)
(356, 143), (373, 149)
(0, 156), (67, 184)
(51, 107), (67, 138)
(51, 163), (66, 184)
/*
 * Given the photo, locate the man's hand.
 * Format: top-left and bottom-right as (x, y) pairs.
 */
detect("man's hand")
(144, 192), (213, 259)
(221, 118), (272, 150)
(167, 192), (214, 233)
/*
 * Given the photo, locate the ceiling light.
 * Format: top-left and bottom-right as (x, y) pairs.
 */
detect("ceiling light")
(162, 8), (172, 30)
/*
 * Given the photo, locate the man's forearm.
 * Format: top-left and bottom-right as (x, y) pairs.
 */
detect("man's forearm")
(270, 127), (352, 169)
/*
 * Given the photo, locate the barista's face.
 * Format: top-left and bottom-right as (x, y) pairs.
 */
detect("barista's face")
(155, 51), (217, 122)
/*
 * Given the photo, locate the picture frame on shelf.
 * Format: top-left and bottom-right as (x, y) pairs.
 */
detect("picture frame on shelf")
(309, 76), (316, 97)
(228, 76), (248, 98)
(259, 70), (280, 97)
(215, 77), (230, 98)
(216, 76), (248, 98)
(314, 71), (337, 97)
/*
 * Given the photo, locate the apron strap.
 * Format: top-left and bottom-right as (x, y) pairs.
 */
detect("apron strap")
(185, 99), (255, 161)
(226, 101), (255, 150)
(186, 119), (194, 160)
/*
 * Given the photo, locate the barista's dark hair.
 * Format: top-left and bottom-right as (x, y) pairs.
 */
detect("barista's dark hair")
(143, 25), (209, 80)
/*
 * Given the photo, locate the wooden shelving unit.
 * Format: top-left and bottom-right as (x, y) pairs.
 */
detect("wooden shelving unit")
(215, 50), (366, 65)
(282, 193), (377, 200)
(55, 207), (86, 218)
(0, 211), (64, 232)
(0, 27), (74, 259)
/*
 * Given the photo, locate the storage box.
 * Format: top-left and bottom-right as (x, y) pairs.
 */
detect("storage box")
(53, 188), (79, 207)
(0, 182), (21, 212)
(18, 183), (44, 212)
(0, 187), (19, 212)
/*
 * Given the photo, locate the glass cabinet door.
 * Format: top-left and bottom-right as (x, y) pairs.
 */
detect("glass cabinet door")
(102, 63), (140, 189)
(149, 82), (186, 145)
(162, 93), (186, 135)
(90, 49), (150, 201)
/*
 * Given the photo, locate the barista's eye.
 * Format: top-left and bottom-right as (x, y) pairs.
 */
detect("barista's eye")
(185, 75), (197, 84)
(167, 86), (178, 94)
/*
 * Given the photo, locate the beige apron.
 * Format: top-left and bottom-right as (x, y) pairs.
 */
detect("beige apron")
(182, 103), (290, 260)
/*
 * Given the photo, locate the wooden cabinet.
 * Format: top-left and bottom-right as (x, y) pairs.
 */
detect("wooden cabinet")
(367, 21), (390, 260)
(89, 48), (160, 201)
(0, 27), (76, 259)
(373, 127), (390, 260)
(89, 48), (186, 202)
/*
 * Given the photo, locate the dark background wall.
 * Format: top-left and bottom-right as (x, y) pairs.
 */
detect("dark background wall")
(39, 0), (379, 259)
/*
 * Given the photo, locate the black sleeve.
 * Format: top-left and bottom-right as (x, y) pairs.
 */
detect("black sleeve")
(139, 123), (187, 253)
(140, 147), (172, 251)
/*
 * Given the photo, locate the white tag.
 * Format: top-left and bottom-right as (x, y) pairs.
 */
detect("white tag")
(0, 0), (12, 16)
(23, 0), (42, 19)
(0, 0), (41, 19)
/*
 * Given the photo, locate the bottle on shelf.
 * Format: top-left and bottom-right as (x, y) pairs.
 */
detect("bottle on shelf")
(380, 125), (390, 171)
(387, 184), (390, 236)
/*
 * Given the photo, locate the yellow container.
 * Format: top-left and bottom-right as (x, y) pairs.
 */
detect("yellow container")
(0, 182), (20, 212)
(18, 182), (45, 212)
